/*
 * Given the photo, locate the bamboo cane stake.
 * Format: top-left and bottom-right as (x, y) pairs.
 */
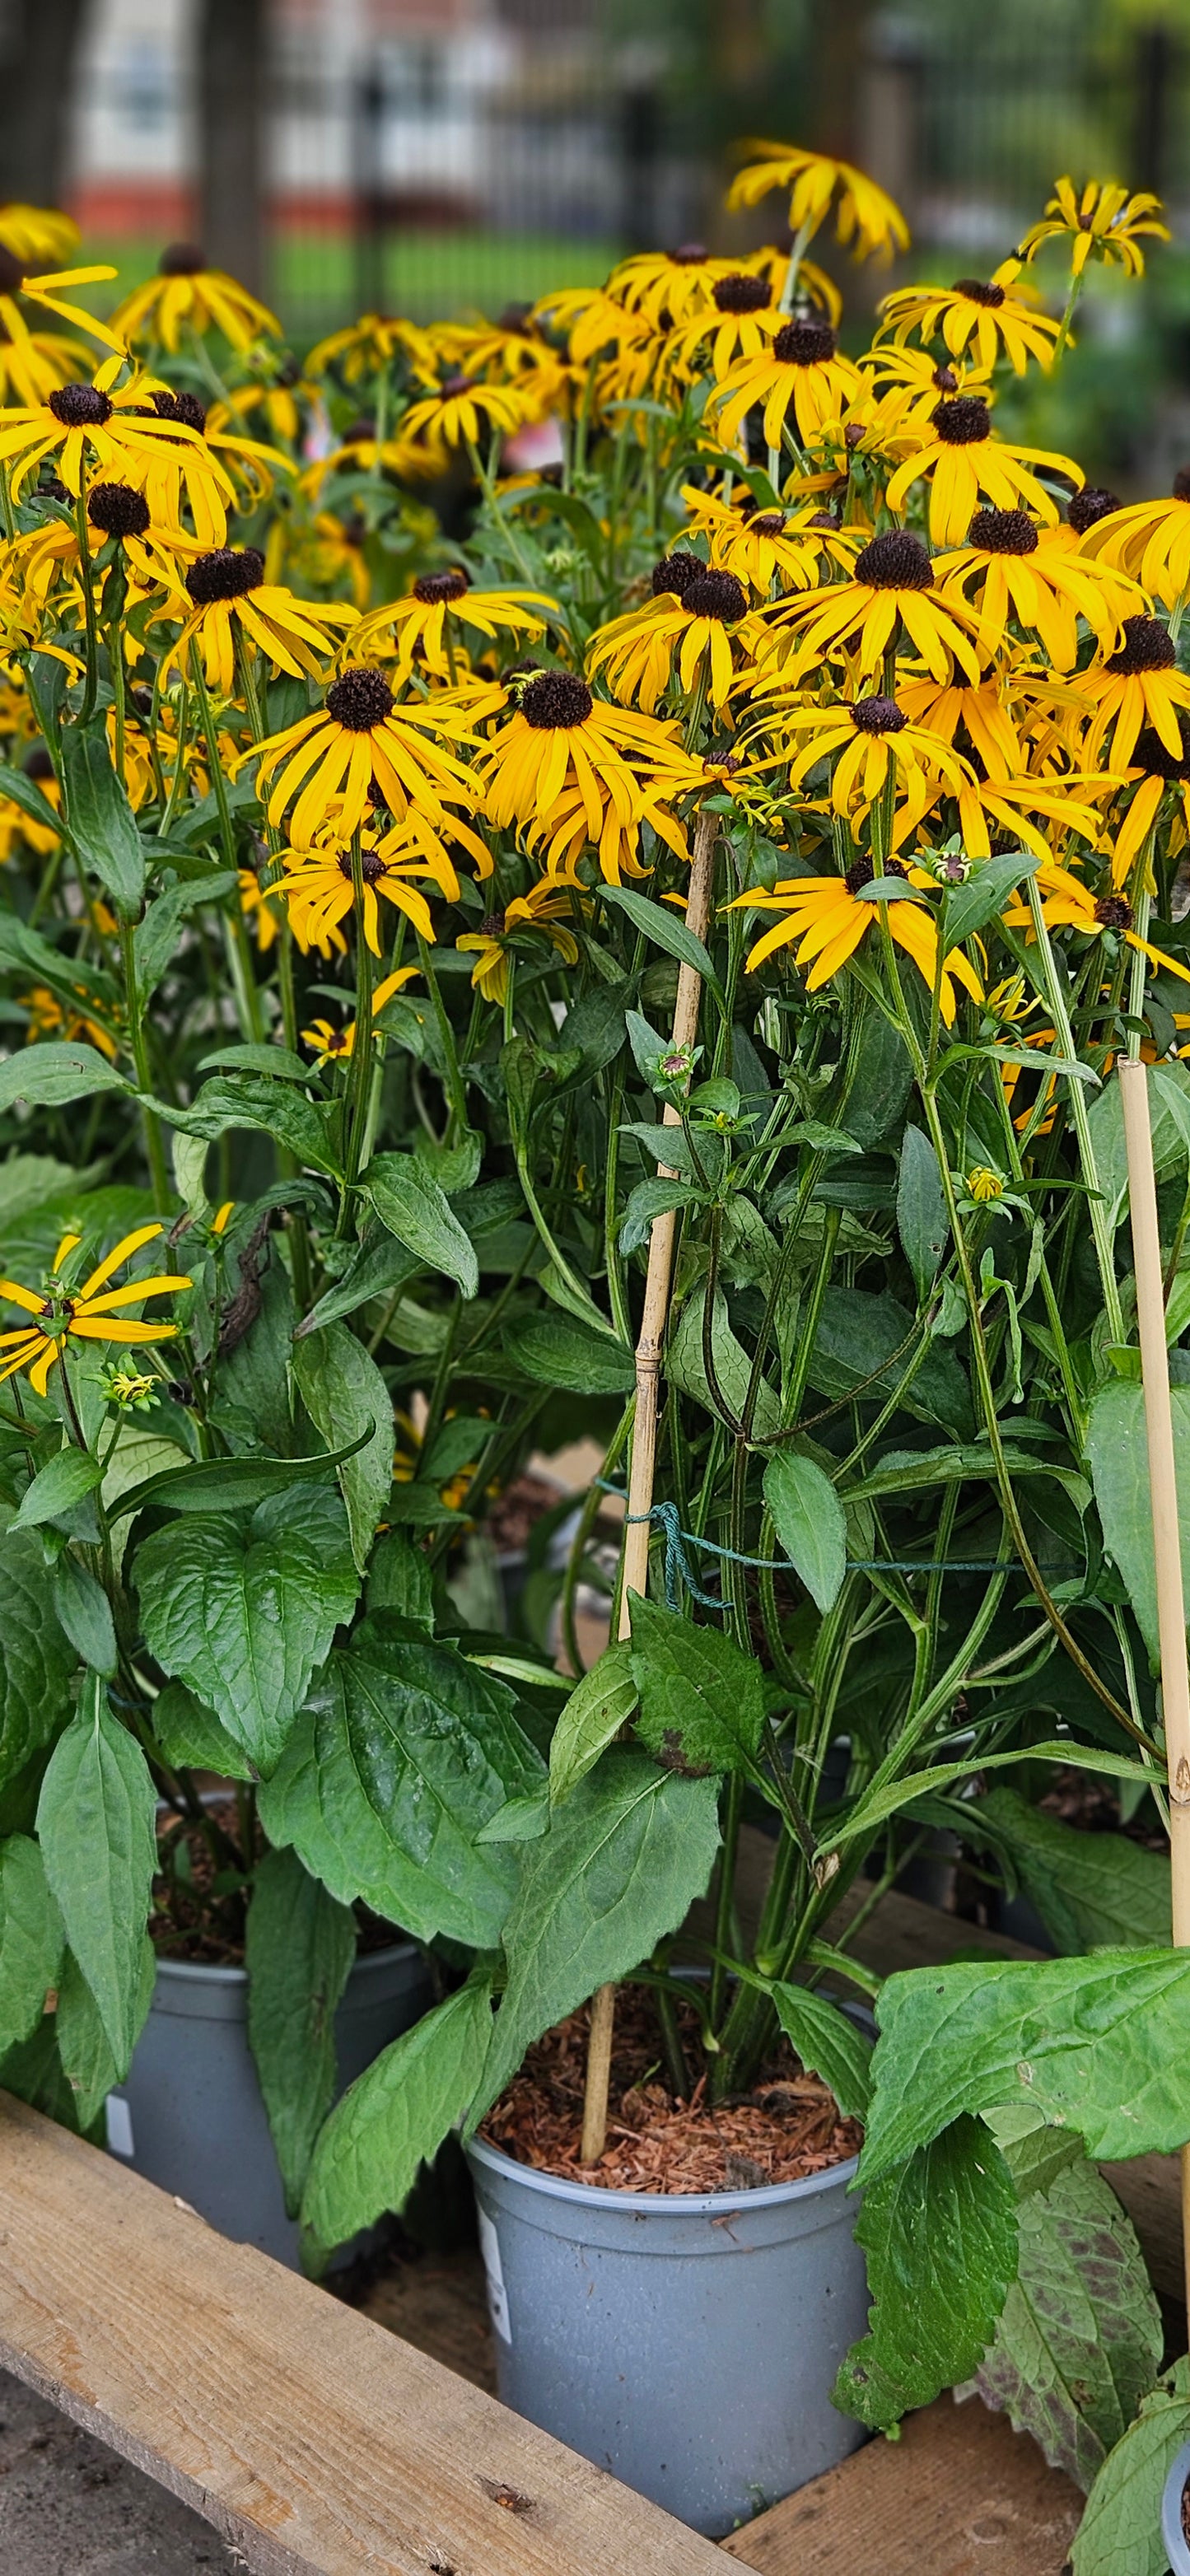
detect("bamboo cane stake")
(1118, 1054), (1190, 2317)
(579, 805), (720, 2168)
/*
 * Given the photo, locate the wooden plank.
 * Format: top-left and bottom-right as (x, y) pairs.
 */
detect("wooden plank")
(721, 2396), (1082, 2576)
(0, 2090), (725, 2576)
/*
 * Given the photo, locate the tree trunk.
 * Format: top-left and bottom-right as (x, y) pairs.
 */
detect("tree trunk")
(198, 0), (268, 295)
(0, 0), (88, 208)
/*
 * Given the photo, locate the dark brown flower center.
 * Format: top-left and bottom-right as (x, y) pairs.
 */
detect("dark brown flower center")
(856, 530), (934, 590)
(845, 854), (910, 895)
(480, 910), (506, 936)
(931, 395), (991, 445)
(712, 272), (772, 315)
(159, 243), (207, 276)
(1174, 468), (1190, 505)
(87, 482), (151, 539)
(933, 363), (959, 392)
(683, 568), (748, 623)
(0, 247), (26, 296)
(151, 388), (207, 433)
(749, 511), (788, 536)
(1134, 714), (1190, 779)
(48, 384), (113, 428)
(24, 746), (54, 780)
(1094, 894), (1133, 930)
(851, 695), (907, 734)
(1067, 486), (1120, 534)
(772, 319), (837, 367)
(952, 278), (1006, 307)
(413, 568), (470, 605)
(185, 545), (264, 604)
(520, 670), (593, 729)
(671, 243), (708, 264)
(1107, 616), (1176, 674)
(336, 849), (386, 884)
(651, 550), (703, 598)
(326, 668), (396, 730)
(968, 506), (1038, 555)
(440, 373), (473, 398)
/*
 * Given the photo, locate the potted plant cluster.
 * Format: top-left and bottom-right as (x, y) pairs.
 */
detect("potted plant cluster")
(2, 146), (1190, 2555)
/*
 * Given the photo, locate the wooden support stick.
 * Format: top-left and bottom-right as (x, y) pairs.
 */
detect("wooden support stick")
(580, 805), (720, 2168)
(1119, 1053), (1190, 2317)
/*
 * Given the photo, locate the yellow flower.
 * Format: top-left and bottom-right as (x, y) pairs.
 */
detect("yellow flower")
(726, 142), (908, 263)
(755, 688), (977, 848)
(0, 1222), (190, 1398)
(1018, 178), (1169, 280)
(952, 770), (1111, 869)
(169, 544), (357, 695)
(127, 387), (287, 544)
(356, 569), (559, 685)
(876, 267), (1061, 374)
(712, 319), (862, 453)
(967, 1166), (1004, 1202)
(478, 670), (701, 887)
(0, 237), (124, 361)
(765, 529), (982, 687)
(730, 854), (982, 1024)
(456, 879), (582, 1002)
(1078, 478), (1190, 611)
(1067, 614), (1190, 772)
(278, 830), (441, 957)
(884, 394), (1079, 546)
(302, 966), (422, 1059)
(0, 205), (82, 269)
(0, 324), (96, 413)
(587, 564), (764, 713)
(1107, 711), (1190, 881)
(661, 271), (782, 387)
(14, 478), (189, 620)
(1003, 861), (1190, 988)
(110, 242), (281, 352)
(679, 482), (852, 595)
(253, 668), (485, 851)
(306, 312), (437, 385)
(0, 365), (210, 503)
(20, 982), (117, 1057)
(933, 506), (1141, 672)
(894, 669), (1025, 783)
(400, 372), (535, 455)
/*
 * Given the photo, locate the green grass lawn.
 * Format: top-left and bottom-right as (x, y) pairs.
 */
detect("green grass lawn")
(72, 230), (623, 346)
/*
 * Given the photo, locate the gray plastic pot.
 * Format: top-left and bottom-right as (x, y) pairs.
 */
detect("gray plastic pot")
(1162, 2438), (1190, 2572)
(106, 1941), (432, 2269)
(466, 2131), (868, 2536)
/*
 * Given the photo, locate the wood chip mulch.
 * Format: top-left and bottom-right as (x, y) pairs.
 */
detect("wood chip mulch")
(480, 1989), (862, 2194)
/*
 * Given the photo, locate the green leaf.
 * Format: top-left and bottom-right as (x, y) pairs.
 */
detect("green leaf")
(134, 873), (236, 998)
(973, 1790), (1169, 1952)
(149, 1678), (254, 1781)
(819, 1740), (1150, 1856)
(0, 1836), (63, 2052)
(628, 1591), (764, 1774)
(151, 1076), (343, 1178)
(897, 1125), (950, 1302)
(108, 1430), (374, 1524)
(134, 1487), (359, 1775)
(1085, 1377), (1190, 1661)
(55, 1937), (154, 2130)
(860, 1948), (1190, 2186)
(52, 1552), (117, 1674)
(976, 2150), (1162, 2493)
(366, 1153), (478, 1299)
(296, 1230), (418, 1337)
(0, 1043), (132, 1113)
(292, 1325), (394, 1574)
(667, 1283), (781, 1439)
(257, 1612), (544, 1948)
(0, 762), (63, 839)
(301, 1976), (492, 2258)
(1072, 2358), (1190, 2576)
(833, 2116), (1019, 2432)
(61, 721), (144, 916)
(0, 1527), (78, 1785)
(245, 1847), (356, 2218)
(600, 884), (725, 1003)
(619, 1175), (702, 1258)
(414, 1126), (483, 1194)
(505, 1309), (635, 1395)
(769, 1983), (872, 2121)
(366, 1528), (434, 1631)
(198, 1041), (314, 1081)
(809, 1286), (973, 1439)
(470, 1752), (721, 2126)
(12, 1446), (104, 1533)
(549, 1643), (638, 1802)
(763, 1450), (847, 1613)
(35, 1678), (157, 2070)
(942, 851), (1037, 950)
(839, 1010), (912, 1149)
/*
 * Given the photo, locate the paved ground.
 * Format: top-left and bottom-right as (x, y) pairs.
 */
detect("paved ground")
(0, 2365), (247, 2574)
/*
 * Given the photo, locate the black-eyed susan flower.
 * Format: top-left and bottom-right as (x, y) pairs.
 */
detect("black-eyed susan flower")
(954, 769), (1113, 866)
(730, 852), (982, 1022)
(662, 271), (780, 387)
(679, 482), (852, 595)
(1079, 475), (1190, 610)
(1108, 714), (1190, 880)
(0, 1222), (190, 1398)
(400, 371), (535, 455)
(456, 879), (581, 1002)
(884, 395), (1079, 546)
(301, 964), (421, 1062)
(170, 544), (357, 695)
(861, 341), (995, 427)
(587, 565), (763, 714)
(0, 322), (96, 412)
(712, 319), (862, 453)
(131, 386), (287, 544)
(766, 528), (982, 686)
(894, 668), (1026, 782)
(933, 506), (1140, 671)
(1002, 861), (1190, 987)
(1018, 178), (1169, 280)
(726, 143), (908, 263)
(11, 478), (189, 623)
(19, 981), (117, 1057)
(0, 238), (124, 361)
(254, 666), (484, 850)
(478, 670), (702, 887)
(875, 268), (1062, 374)
(1068, 614), (1190, 771)
(306, 311), (437, 385)
(756, 689), (977, 848)
(0, 367), (211, 503)
(355, 568), (558, 685)
(110, 242), (280, 352)
(0, 205), (82, 270)
(602, 245), (728, 327)
(278, 830), (440, 957)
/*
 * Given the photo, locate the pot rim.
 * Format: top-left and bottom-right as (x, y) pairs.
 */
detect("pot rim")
(465, 2126), (860, 2217)
(1162, 2438), (1190, 2572)
(150, 1935), (420, 1987)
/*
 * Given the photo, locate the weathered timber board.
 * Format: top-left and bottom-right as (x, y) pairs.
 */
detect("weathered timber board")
(0, 2090), (726, 2576)
(722, 2395), (1082, 2576)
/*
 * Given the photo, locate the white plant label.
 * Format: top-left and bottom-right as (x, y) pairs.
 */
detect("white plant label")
(105, 2094), (134, 2158)
(478, 2206), (511, 2342)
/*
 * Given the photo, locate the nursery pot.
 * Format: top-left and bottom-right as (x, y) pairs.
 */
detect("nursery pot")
(465, 2133), (868, 2537)
(106, 1941), (432, 2270)
(1162, 2438), (1190, 2573)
